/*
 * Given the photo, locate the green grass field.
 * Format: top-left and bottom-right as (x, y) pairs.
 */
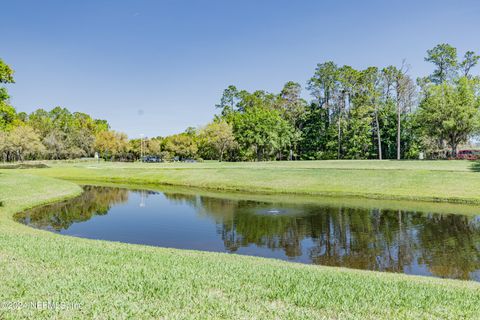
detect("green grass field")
(1, 160), (480, 319)
(17, 159), (480, 203)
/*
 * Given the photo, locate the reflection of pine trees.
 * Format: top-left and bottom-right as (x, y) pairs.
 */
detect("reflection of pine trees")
(161, 193), (480, 280)
(18, 188), (480, 280)
(16, 186), (129, 231)
(416, 214), (480, 279)
(162, 194), (305, 257)
(162, 193), (198, 206)
(223, 212), (304, 258)
(307, 208), (418, 272)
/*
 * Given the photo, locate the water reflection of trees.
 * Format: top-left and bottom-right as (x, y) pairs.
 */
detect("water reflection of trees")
(163, 192), (480, 280)
(17, 188), (480, 280)
(416, 214), (480, 279)
(16, 186), (129, 231)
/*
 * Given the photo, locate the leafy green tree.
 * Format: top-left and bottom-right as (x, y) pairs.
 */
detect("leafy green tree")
(164, 133), (198, 160)
(278, 82), (306, 125)
(94, 130), (129, 160)
(416, 77), (480, 157)
(0, 87), (9, 103)
(198, 120), (236, 161)
(0, 59), (14, 84)
(49, 107), (73, 132)
(0, 104), (17, 131)
(299, 103), (331, 159)
(459, 51), (480, 78)
(128, 138), (142, 159)
(159, 150), (173, 161)
(344, 104), (374, 159)
(334, 65), (360, 158)
(0, 126), (45, 161)
(307, 61), (339, 111)
(236, 90), (277, 113)
(217, 87), (295, 161)
(128, 137), (162, 160)
(376, 99), (397, 158)
(425, 43), (458, 83)
(94, 119), (110, 133)
(216, 85), (240, 116)
(0, 130), (7, 161)
(277, 82), (307, 159)
(147, 138), (162, 156)
(382, 64), (416, 159)
(231, 106), (292, 161)
(27, 109), (54, 137)
(65, 127), (95, 158)
(43, 129), (67, 159)
(360, 67), (383, 159)
(26, 107), (109, 159)
(0, 58), (17, 131)
(306, 62), (339, 156)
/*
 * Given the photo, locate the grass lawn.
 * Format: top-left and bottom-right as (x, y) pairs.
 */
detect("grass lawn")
(15, 159), (480, 203)
(1, 161), (480, 319)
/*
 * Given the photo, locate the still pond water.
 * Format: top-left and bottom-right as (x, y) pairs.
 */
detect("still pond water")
(16, 186), (480, 281)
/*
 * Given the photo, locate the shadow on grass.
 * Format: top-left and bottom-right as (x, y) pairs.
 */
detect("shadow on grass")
(0, 163), (49, 169)
(469, 161), (480, 172)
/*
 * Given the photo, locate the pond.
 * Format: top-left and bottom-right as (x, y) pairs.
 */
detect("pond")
(15, 185), (480, 281)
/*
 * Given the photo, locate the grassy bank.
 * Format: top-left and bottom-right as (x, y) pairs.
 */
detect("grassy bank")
(15, 159), (480, 204)
(1, 169), (480, 318)
(72, 179), (480, 216)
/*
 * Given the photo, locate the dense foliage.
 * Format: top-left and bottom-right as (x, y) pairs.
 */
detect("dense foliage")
(1, 43), (479, 162)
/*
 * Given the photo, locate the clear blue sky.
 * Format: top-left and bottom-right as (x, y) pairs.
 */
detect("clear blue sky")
(3, 0), (480, 137)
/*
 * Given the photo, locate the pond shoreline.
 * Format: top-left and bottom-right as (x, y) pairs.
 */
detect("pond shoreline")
(62, 175), (480, 205)
(15, 184), (480, 281)
(2, 167), (480, 318)
(13, 160), (480, 206)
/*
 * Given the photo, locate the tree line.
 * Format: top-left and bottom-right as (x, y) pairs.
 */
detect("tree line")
(1, 43), (479, 162)
(211, 44), (480, 161)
